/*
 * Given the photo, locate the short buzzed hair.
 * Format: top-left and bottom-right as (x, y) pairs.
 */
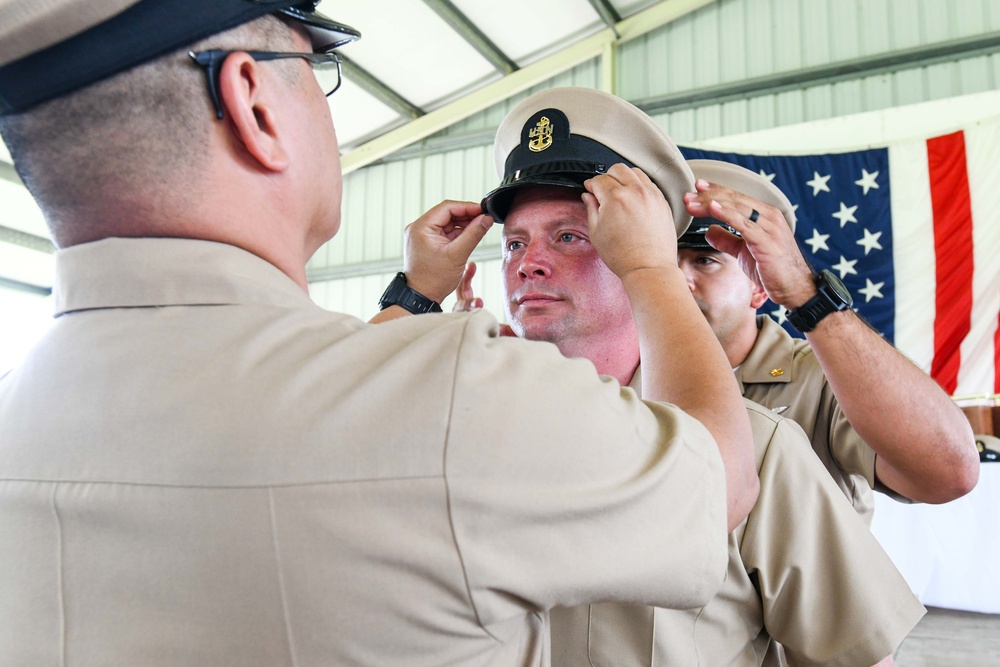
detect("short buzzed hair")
(0, 14), (299, 245)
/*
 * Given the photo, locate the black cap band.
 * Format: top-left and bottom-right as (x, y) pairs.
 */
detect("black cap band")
(677, 218), (740, 249)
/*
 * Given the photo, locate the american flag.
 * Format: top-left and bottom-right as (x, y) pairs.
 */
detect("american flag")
(681, 122), (1000, 397)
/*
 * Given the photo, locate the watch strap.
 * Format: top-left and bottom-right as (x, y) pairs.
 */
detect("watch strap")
(786, 271), (850, 333)
(378, 272), (443, 314)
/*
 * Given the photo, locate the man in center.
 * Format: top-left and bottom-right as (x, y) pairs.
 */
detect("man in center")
(478, 87), (925, 666)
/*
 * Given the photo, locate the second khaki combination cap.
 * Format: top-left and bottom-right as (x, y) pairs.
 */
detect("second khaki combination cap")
(483, 87), (695, 235)
(679, 159), (797, 249)
(0, 0), (360, 115)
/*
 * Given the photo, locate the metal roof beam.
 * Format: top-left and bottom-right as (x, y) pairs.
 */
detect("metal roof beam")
(587, 0), (622, 33)
(0, 224), (53, 254)
(342, 29), (612, 173)
(341, 55), (425, 120)
(635, 30), (1000, 115)
(342, 0), (716, 173)
(0, 275), (51, 297)
(612, 0), (712, 44)
(421, 0), (518, 75)
(359, 28), (1000, 166)
(1, 159), (23, 186)
(308, 244), (500, 283)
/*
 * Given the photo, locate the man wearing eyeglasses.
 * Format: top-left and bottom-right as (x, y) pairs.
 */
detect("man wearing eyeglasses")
(0, 1), (759, 664)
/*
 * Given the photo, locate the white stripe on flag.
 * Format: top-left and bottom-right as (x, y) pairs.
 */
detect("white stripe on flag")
(962, 122), (1000, 395)
(889, 139), (936, 374)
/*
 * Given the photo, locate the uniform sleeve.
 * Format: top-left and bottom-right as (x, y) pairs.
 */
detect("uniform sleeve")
(784, 350), (886, 518)
(442, 312), (729, 630)
(742, 417), (925, 667)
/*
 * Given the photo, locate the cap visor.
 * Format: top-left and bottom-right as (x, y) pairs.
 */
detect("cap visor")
(482, 175), (588, 222)
(279, 6), (360, 51)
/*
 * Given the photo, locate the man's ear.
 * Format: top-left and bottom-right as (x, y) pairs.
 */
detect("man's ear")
(750, 281), (769, 310)
(217, 53), (290, 172)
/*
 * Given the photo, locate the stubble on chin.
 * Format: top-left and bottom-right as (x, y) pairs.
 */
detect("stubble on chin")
(512, 315), (570, 346)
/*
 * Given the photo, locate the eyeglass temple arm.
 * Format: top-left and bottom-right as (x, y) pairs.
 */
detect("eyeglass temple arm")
(189, 52), (225, 121)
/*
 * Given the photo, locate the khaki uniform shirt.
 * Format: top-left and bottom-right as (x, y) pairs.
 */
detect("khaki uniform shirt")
(737, 315), (888, 524)
(0, 238), (730, 666)
(549, 370), (925, 667)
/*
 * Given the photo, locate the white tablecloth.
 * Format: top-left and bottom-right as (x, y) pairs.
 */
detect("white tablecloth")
(871, 463), (1000, 613)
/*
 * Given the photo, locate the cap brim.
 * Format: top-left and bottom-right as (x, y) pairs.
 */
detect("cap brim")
(677, 219), (740, 250)
(482, 176), (589, 223)
(481, 158), (619, 222)
(0, 0), (361, 115)
(278, 6), (360, 52)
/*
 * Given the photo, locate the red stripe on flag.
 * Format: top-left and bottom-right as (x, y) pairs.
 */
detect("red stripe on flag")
(927, 131), (974, 394)
(995, 308), (1000, 393)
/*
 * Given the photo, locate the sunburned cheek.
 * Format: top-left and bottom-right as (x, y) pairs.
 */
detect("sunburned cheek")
(501, 265), (516, 288)
(587, 256), (623, 282)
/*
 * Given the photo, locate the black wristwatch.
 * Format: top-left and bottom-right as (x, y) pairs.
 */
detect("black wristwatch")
(378, 272), (443, 314)
(786, 269), (853, 333)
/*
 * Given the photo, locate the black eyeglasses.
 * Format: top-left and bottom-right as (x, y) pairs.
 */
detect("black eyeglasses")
(189, 50), (343, 120)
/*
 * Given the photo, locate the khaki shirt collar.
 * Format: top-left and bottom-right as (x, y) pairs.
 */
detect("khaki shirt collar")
(630, 317), (795, 395)
(53, 237), (313, 316)
(735, 315), (796, 388)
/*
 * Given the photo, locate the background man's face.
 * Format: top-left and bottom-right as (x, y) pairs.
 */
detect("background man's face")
(501, 187), (635, 348)
(677, 247), (760, 350)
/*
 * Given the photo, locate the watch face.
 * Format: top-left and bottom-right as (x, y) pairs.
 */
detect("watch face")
(819, 269), (853, 306)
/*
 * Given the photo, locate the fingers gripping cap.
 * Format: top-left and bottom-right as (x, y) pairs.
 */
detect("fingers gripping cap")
(0, 0), (360, 115)
(677, 219), (739, 250)
(680, 159), (796, 249)
(483, 87), (694, 236)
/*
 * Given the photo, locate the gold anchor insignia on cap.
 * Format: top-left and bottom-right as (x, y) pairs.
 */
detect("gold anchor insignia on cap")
(528, 116), (554, 152)
(770, 368), (784, 377)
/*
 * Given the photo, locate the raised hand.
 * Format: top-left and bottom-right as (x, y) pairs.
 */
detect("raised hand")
(403, 200), (493, 303)
(683, 180), (814, 309)
(581, 163), (677, 280)
(452, 262), (484, 312)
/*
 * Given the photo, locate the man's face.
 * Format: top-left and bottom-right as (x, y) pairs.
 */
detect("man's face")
(501, 186), (635, 350)
(677, 246), (764, 349)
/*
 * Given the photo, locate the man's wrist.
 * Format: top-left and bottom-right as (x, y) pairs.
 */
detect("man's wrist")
(617, 263), (684, 288)
(767, 262), (818, 309)
(378, 272), (443, 314)
(619, 265), (692, 308)
(780, 282), (819, 310)
(785, 270), (853, 333)
(403, 273), (447, 305)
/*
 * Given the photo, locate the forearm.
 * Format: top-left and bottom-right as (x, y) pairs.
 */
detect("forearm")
(805, 310), (978, 502)
(622, 266), (758, 530)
